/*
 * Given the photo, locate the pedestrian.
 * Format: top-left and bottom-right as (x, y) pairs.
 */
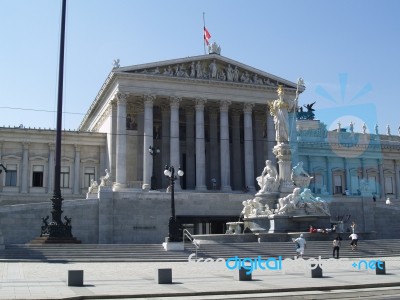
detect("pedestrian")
(349, 232), (358, 250)
(332, 235), (342, 259)
(293, 234), (306, 258)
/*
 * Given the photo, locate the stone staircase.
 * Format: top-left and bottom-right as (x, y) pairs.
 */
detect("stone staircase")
(188, 239), (400, 260)
(1, 239), (400, 262)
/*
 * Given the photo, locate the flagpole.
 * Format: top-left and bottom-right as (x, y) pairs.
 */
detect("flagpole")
(203, 12), (206, 54)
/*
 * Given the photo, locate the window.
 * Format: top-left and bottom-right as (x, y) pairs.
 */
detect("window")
(60, 166), (70, 188)
(334, 175), (342, 194)
(32, 165), (44, 187)
(385, 176), (393, 195)
(84, 167), (95, 187)
(5, 164), (17, 186)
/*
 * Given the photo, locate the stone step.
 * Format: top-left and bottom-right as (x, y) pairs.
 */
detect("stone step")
(1, 239), (400, 262)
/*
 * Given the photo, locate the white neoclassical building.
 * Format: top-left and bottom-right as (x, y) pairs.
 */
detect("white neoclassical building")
(78, 53), (302, 193)
(1, 51), (400, 244)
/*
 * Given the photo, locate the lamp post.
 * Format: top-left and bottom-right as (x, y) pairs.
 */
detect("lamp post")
(148, 146), (160, 190)
(164, 165), (184, 242)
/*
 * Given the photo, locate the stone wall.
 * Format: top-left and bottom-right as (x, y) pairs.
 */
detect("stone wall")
(0, 191), (397, 244)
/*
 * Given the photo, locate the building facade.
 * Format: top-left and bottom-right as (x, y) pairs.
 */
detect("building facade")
(1, 53), (400, 200)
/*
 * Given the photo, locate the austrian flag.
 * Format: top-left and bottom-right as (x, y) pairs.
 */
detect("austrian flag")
(204, 27), (211, 45)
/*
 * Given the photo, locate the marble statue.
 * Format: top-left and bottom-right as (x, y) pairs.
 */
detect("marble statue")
(100, 169), (112, 186)
(291, 161), (313, 189)
(362, 122), (367, 134)
(241, 200), (253, 218)
(269, 86), (288, 142)
(300, 188), (330, 216)
(276, 187), (302, 215)
(88, 179), (98, 194)
(375, 124), (379, 135)
(387, 124), (391, 135)
(349, 121), (354, 133)
(256, 160), (280, 194)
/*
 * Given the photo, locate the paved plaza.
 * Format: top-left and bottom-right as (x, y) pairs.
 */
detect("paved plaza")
(1, 256), (400, 299)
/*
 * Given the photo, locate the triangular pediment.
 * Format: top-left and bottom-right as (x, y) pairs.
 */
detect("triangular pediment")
(114, 54), (299, 89)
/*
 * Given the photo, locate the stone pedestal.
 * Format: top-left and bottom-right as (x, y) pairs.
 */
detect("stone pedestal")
(254, 192), (279, 210)
(268, 214), (331, 233)
(273, 143), (295, 194)
(244, 216), (270, 233)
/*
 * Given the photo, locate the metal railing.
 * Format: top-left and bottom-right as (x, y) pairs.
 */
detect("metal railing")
(183, 229), (200, 259)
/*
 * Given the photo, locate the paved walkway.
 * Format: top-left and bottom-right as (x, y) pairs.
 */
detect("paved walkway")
(1, 256), (400, 299)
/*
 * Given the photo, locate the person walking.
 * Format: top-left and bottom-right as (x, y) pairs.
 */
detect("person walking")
(349, 232), (358, 250)
(293, 234), (306, 258)
(332, 235), (342, 259)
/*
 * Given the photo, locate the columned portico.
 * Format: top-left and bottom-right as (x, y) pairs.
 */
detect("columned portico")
(185, 108), (195, 189)
(195, 98), (207, 191)
(170, 96), (182, 190)
(142, 94), (155, 190)
(220, 100), (232, 191)
(115, 92), (128, 189)
(243, 103), (255, 192)
(231, 110), (242, 190)
(161, 105), (171, 188)
(208, 110), (219, 189)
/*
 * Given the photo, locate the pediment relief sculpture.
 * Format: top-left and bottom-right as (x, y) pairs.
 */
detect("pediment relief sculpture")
(123, 59), (287, 87)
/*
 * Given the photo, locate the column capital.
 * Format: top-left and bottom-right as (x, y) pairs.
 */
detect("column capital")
(243, 102), (255, 113)
(220, 100), (231, 112)
(169, 96), (181, 109)
(48, 143), (55, 151)
(195, 97), (207, 110)
(116, 92), (129, 104)
(22, 141), (30, 150)
(143, 94), (156, 106)
(74, 144), (81, 152)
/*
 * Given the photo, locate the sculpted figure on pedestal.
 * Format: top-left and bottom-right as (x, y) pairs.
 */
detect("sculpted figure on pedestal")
(256, 160), (280, 194)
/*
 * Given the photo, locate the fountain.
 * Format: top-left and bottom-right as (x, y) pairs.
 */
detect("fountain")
(241, 81), (331, 234)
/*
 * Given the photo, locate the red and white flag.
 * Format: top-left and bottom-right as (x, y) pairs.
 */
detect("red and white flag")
(204, 27), (211, 45)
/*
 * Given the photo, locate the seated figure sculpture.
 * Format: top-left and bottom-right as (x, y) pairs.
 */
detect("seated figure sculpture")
(291, 161), (313, 189)
(301, 188), (330, 216)
(100, 169), (112, 186)
(276, 187), (302, 215)
(256, 160), (280, 194)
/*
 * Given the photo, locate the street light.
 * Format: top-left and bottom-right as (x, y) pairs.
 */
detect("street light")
(148, 145), (160, 190)
(164, 165), (184, 242)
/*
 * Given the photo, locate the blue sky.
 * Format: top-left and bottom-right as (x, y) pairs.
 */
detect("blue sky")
(0, 0), (399, 134)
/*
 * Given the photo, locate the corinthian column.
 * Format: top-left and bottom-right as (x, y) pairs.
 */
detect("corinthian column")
(115, 92), (128, 189)
(220, 100), (231, 191)
(142, 94), (155, 190)
(170, 96), (182, 190)
(195, 98), (207, 190)
(243, 103), (255, 192)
